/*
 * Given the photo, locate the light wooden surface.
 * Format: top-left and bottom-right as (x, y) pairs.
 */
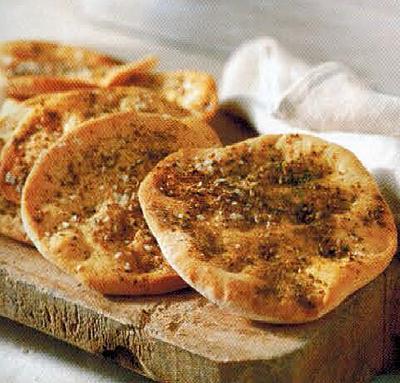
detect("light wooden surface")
(0, 235), (399, 383)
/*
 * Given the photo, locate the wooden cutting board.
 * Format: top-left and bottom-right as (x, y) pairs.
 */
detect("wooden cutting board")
(0, 113), (399, 383)
(0, 236), (399, 383)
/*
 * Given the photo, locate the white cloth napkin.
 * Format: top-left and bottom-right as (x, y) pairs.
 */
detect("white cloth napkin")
(220, 37), (400, 224)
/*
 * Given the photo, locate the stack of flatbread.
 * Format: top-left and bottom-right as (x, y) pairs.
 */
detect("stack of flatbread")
(1, 40), (397, 323)
(0, 40), (218, 244)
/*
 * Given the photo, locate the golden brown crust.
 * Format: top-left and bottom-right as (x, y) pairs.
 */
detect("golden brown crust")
(139, 134), (397, 323)
(21, 111), (221, 295)
(0, 95), (53, 148)
(0, 40), (157, 99)
(0, 40), (118, 99)
(5, 76), (97, 100)
(100, 56), (159, 87)
(0, 97), (43, 244)
(122, 71), (218, 120)
(0, 87), (191, 203)
(0, 99), (27, 150)
(0, 197), (31, 244)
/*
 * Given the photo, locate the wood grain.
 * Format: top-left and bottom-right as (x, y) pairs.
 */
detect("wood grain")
(0, 234), (399, 383)
(0, 109), (398, 382)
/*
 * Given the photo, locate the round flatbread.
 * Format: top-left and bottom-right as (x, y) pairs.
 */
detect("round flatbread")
(0, 86), (190, 244)
(0, 87), (190, 204)
(21, 111), (221, 295)
(0, 40), (157, 99)
(139, 134), (397, 323)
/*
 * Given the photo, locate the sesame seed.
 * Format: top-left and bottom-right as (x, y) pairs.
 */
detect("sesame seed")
(214, 178), (226, 185)
(114, 252), (123, 260)
(124, 262), (132, 272)
(71, 214), (78, 222)
(229, 213), (244, 220)
(76, 264), (83, 272)
(196, 214), (205, 221)
(5, 172), (16, 185)
(235, 244), (241, 249)
(134, 101), (147, 110)
(61, 221), (70, 229)
(116, 193), (130, 206)
(143, 244), (153, 252)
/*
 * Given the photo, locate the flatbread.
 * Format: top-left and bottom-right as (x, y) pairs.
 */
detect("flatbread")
(0, 87), (190, 204)
(123, 71), (218, 120)
(138, 134), (397, 323)
(21, 111), (221, 295)
(0, 86), (189, 243)
(0, 97), (47, 244)
(0, 40), (157, 99)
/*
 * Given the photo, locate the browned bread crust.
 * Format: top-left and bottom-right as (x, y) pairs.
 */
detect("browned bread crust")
(21, 111), (221, 295)
(0, 197), (29, 243)
(138, 134), (398, 323)
(122, 71), (218, 120)
(100, 56), (159, 87)
(0, 87), (191, 204)
(0, 97), (48, 244)
(0, 40), (157, 99)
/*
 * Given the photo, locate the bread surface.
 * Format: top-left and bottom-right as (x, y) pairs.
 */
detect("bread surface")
(0, 87), (190, 203)
(123, 71), (218, 120)
(0, 96), (48, 243)
(0, 40), (156, 99)
(21, 111), (221, 295)
(139, 134), (397, 323)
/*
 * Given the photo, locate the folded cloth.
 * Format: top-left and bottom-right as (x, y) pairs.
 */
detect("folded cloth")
(220, 37), (400, 223)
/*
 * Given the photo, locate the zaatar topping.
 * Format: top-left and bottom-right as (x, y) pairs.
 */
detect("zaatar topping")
(38, 133), (182, 275)
(152, 137), (387, 308)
